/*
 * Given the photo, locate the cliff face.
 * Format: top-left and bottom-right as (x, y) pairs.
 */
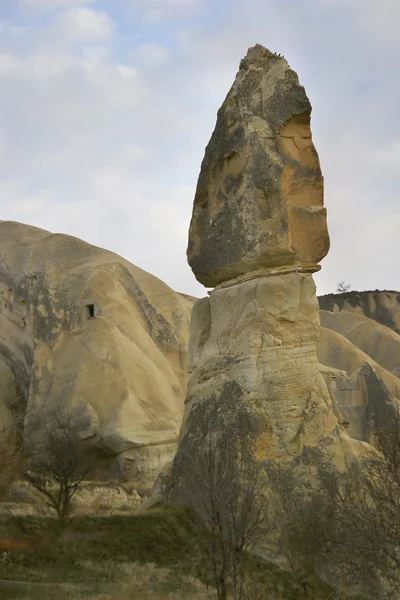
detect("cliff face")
(175, 44), (362, 470)
(316, 291), (400, 443)
(0, 220), (193, 481)
(318, 290), (400, 335)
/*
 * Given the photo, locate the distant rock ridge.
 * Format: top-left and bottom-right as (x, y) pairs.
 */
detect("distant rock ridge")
(318, 290), (400, 334)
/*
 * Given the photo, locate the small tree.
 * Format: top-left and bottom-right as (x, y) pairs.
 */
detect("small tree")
(0, 420), (24, 500)
(24, 407), (94, 518)
(170, 384), (271, 600)
(277, 401), (400, 599)
(336, 281), (351, 293)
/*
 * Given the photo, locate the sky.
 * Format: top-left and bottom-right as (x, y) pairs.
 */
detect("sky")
(0, 0), (399, 298)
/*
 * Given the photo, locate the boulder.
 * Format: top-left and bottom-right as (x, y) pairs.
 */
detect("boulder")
(188, 44), (329, 287)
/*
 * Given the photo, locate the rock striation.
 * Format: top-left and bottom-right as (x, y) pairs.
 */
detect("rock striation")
(0, 220), (193, 482)
(317, 299), (400, 443)
(318, 290), (400, 335)
(188, 45), (329, 288)
(177, 45), (358, 466)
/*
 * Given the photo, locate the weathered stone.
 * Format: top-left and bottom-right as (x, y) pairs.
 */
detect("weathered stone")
(318, 290), (400, 335)
(183, 273), (339, 459)
(317, 326), (400, 398)
(176, 45), (361, 470)
(0, 220), (194, 482)
(188, 44), (329, 287)
(320, 309), (400, 378)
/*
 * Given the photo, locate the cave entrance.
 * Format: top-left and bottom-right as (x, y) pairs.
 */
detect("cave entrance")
(86, 304), (95, 319)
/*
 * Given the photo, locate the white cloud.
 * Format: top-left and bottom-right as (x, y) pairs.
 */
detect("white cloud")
(0, 53), (23, 75)
(371, 140), (400, 180)
(56, 7), (116, 42)
(10, 26), (28, 36)
(20, 0), (96, 9)
(116, 64), (138, 78)
(137, 43), (170, 65)
(360, 0), (400, 44)
(126, 0), (202, 22)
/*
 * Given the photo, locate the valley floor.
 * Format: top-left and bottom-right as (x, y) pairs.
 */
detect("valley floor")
(0, 506), (355, 600)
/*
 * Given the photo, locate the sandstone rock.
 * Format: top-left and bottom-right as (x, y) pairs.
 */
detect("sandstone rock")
(319, 362), (399, 443)
(184, 272), (338, 459)
(0, 220), (193, 482)
(318, 326), (400, 398)
(317, 312), (400, 444)
(188, 44), (329, 288)
(72, 482), (142, 515)
(318, 290), (400, 335)
(176, 45), (358, 470)
(320, 309), (400, 378)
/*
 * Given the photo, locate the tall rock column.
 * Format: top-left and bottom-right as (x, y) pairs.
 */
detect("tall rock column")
(178, 45), (349, 462)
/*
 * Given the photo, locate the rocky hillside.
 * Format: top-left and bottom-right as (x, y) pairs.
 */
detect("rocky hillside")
(317, 291), (400, 441)
(0, 220), (193, 482)
(319, 290), (400, 334)
(0, 218), (399, 480)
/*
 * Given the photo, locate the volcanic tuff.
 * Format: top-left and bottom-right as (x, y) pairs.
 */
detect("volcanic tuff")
(0, 47), (399, 482)
(319, 290), (400, 335)
(188, 45), (329, 287)
(0, 220), (398, 481)
(0, 220), (193, 481)
(175, 44), (395, 469)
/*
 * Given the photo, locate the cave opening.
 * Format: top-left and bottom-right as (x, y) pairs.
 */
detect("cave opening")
(86, 304), (95, 319)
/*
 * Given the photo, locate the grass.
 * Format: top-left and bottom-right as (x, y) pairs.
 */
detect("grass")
(0, 504), (351, 599)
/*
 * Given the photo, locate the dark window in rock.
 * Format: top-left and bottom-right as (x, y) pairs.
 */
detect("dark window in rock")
(86, 304), (95, 319)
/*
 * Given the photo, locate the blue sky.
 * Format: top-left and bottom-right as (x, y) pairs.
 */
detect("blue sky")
(0, 0), (399, 297)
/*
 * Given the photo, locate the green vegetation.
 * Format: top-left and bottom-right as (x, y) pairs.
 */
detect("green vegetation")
(0, 505), (341, 600)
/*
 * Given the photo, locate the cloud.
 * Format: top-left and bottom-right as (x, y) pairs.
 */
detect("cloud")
(359, 0), (400, 45)
(124, 0), (202, 22)
(20, 0), (96, 9)
(56, 7), (116, 42)
(137, 42), (170, 65)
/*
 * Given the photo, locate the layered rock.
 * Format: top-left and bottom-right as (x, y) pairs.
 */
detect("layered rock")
(0, 220), (193, 482)
(177, 45), (358, 466)
(188, 46), (329, 288)
(318, 290), (400, 335)
(317, 308), (400, 443)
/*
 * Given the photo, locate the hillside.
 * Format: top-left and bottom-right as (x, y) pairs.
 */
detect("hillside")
(0, 220), (193, 482)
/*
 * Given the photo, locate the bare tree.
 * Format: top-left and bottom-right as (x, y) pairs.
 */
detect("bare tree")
(23, 407), (95, 518)
(276, 401), (400, 599)
(0, 420), (24, 500)
(336, 281), (351, 293)
(170, 383), (271, 600)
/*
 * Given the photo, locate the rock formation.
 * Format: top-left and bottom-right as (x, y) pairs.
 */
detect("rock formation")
(188, 46), (329, 288)
(320, 309), (400, 378)
(0, 220), (193, 482)
(177, 44), (358, 465)
(319, 290), (400, 335)
(316, 295), (400, 443)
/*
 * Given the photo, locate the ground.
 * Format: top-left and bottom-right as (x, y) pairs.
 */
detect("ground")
(0, 505), (354, 599)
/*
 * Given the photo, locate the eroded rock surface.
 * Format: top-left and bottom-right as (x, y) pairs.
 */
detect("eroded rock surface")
(0, 220), (193, 481)
(317, 293), (400, 441)
(318, 290), (400, 335)
(188, 44), (329, 288)
(177, 45), (359, 469)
